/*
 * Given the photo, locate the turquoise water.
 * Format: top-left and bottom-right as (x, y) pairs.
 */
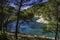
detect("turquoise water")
(7, 20), (60, 39)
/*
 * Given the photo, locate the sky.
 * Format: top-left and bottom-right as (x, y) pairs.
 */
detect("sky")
(10, 0), (48, 10)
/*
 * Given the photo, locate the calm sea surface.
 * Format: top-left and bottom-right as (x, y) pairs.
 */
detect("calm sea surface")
(7, 20), (60, 39)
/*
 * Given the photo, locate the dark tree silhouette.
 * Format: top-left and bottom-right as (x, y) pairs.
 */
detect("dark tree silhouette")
(14, 0), (23, 40)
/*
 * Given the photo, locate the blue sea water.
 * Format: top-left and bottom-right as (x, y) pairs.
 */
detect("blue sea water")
(7, 20), (60, 39)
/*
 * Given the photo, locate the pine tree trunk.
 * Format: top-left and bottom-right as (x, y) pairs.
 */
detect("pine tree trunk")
(55, 2), (59, 40)
(0, 0), (4, 33)
(15, 0), (22, 40)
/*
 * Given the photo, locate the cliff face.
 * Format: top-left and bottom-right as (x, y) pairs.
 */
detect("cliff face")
(34, 15), (49, 24)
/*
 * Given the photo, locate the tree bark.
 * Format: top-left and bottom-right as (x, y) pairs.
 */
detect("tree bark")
(15, 0), (23, 40)
(0, 0), (4, 33)
(55, 2), (59, 40)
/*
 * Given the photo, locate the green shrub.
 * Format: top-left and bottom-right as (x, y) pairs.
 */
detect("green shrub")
(0, 33), (9, 40)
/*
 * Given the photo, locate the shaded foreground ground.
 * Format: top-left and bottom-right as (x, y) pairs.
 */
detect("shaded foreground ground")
(6, 32), (55, 40)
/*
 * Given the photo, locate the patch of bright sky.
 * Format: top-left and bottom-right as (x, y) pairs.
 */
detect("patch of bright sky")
(10, 0), (48, 10)
(42, 0), (48, 2)
(21, 6), (32, 10)
(23, 0), (34, 4)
